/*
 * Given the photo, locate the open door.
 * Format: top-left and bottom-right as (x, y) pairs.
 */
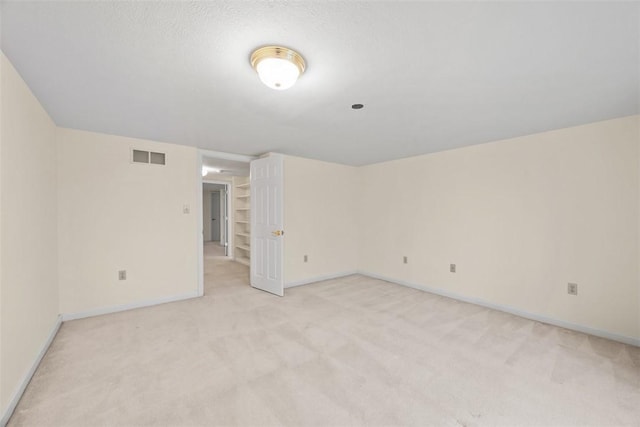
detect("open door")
(250, 154), (284, 296)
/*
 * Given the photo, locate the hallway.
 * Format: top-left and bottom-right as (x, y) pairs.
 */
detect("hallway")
(204, 241), (226, 258)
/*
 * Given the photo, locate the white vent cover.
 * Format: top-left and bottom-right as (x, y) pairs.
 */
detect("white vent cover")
(132, 149), (166, 165)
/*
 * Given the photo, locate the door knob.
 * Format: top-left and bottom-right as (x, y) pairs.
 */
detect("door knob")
(272, 230), (283, 236)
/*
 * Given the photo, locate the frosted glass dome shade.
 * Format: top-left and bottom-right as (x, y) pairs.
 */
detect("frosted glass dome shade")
(256, 58), (300, 90)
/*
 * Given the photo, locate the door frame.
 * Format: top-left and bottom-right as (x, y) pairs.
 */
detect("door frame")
(197, 150), (256, 297)
(204, 183), (228, 249)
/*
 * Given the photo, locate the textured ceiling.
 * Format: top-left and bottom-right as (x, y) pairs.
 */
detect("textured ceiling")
(1, 1), (638, 166)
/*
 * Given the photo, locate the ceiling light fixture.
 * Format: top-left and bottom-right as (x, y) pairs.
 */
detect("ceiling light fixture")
(202, 166), (221, 176)
(250, 45), (306, 90)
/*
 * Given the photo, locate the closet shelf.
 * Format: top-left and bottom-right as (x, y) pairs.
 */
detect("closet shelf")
(233, 176), (251, 266)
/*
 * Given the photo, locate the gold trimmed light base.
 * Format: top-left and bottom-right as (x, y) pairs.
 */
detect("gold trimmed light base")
(250, 46), (306, 75)
(250, 45), (306, 90)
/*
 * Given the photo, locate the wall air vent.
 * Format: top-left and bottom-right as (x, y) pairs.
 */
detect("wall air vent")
(132, 149), (149, 163)
(132, 149), (166, 165)
(150, 152), (166, 165)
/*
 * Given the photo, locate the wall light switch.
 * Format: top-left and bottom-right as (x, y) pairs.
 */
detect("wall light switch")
(183, 204), (190, 214)
(450, 264), (456, 273)
(403, 256), (408, 264)
(304, 255), (308, 263)
(118, 270), (127, 280)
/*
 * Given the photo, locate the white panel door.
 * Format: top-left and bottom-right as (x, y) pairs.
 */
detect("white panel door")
(250, 154), (284, 296)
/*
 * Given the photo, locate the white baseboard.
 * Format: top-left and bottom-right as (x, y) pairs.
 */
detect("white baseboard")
(285, 271), (358, 289)
(358, 271), (640, 347)
(61, 291), (200, 321)
(1, 315), (62, 427)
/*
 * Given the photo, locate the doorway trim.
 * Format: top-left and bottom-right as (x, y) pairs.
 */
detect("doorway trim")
(197, 150), (256, 297)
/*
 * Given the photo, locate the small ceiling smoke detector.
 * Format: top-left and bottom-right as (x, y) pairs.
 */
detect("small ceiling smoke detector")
(250, 46), (306, 90)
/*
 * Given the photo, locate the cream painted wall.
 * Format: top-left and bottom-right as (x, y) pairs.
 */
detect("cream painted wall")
(283, 155), (359, 285)
(0, 53), (59, 413)
(57, 128), (199, 315)
(0, 55), (3, 416)
(637, 116), (640, 328)
(359, 116), (640, 340)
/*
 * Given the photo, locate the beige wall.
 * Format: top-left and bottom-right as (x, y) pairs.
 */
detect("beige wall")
(57, 128), (199, 315)
(359, 116), (640, 340)
(0, 53), (59, 412)
(283, 155), (359, 285)
(637, 116), (640, 328)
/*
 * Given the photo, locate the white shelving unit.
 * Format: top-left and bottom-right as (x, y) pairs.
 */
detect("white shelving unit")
(233, 176), (250, 266)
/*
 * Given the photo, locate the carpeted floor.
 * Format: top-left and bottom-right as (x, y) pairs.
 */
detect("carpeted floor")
(8, 259), (640, 426)
(204, 241), (227, 258)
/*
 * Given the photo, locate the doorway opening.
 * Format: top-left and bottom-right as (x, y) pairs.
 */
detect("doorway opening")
(198, 151), (254, 296)
(203, 182), (229, 258)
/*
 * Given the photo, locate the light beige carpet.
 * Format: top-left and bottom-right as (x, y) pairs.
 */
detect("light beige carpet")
(8, 259), (640, 426)
(204, 241), (226, 258)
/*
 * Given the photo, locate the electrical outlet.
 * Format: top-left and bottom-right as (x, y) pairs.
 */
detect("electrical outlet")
(450, 264), (456, 273)
(403, 256), (408, 264)
(567, 282), (578, 295)
(118, 270), (127, 280)
(304, 255), (308, 263)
